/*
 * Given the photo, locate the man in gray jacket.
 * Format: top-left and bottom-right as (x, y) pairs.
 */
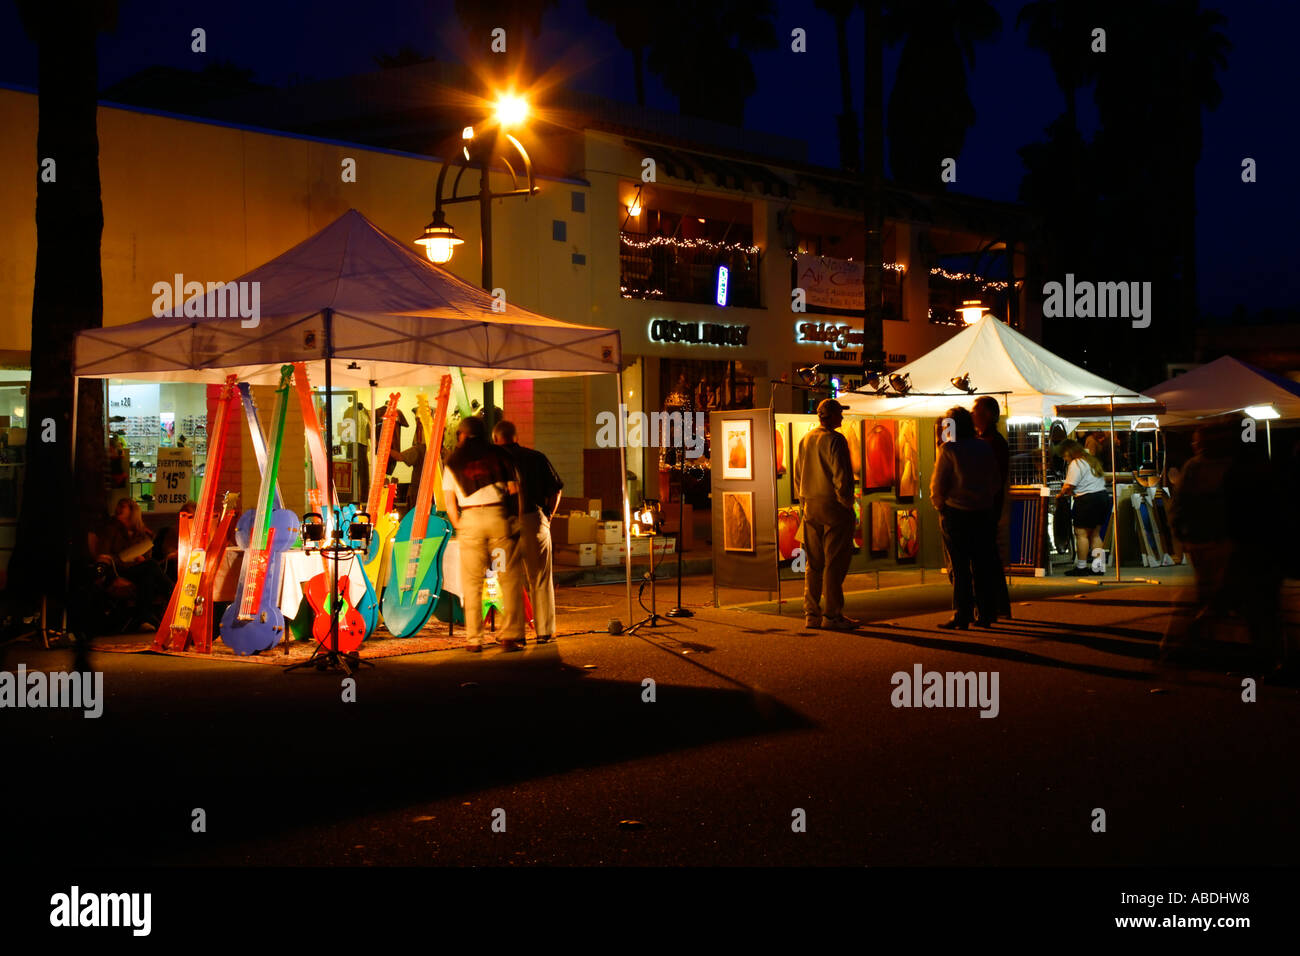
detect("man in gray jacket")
(793, 399), (859, 630)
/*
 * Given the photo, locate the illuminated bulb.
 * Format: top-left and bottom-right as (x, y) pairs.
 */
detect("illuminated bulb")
(494, 94), (529, 128)
(628, 199), (642, 216)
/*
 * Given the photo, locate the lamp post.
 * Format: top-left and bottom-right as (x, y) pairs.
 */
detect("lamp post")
(414, 95), (538, 422)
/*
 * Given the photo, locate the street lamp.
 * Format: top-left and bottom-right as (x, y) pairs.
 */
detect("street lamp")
(413, 92), (538, 291)
(414, 208), (464, 264)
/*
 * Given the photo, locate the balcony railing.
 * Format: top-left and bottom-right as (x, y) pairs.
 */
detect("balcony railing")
(620, 233), (761, 308)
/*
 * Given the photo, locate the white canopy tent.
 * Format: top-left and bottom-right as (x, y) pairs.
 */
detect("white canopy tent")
(74, 208), (633, 621)
(1145, 355), (1300, 426)
(837, 313), (1159, 420)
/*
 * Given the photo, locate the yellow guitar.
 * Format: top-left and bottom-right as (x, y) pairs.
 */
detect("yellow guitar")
(361, 392), (405, 590)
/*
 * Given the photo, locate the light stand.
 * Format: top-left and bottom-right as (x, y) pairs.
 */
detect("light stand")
(626, 500), (677, 633)
(665, 476), (693, 618)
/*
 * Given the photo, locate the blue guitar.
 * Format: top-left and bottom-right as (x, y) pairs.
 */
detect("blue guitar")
(221, 366), (299, 655)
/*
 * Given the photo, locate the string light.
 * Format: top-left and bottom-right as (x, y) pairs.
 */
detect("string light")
(929, 267), (1020, 291)
(620, 234), (760, 255)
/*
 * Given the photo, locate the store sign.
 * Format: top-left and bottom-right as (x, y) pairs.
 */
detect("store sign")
(155, 446), (193, 512)
(796, 321), (865, 350)
(823, 350), (858, 362)
(648, 319), (749, 347)
(796, 254), (864, 311)
(715, 265), (729, 307)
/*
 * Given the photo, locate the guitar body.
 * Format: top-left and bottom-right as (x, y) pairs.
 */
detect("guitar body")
(362, 507), (400, 593)
(381, 509), (454, 638)
(304, 568), (367, 653)
(220, 507), (299, 655)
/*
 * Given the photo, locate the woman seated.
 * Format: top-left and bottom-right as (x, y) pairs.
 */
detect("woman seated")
(96, 498), (172, 630)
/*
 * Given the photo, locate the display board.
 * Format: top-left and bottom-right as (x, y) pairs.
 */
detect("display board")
(155, 446), (193, 512)
(710, 410), (779, 592)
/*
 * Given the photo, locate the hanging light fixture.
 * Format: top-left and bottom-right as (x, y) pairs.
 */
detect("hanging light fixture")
(797, 365), (822, 387)
(950, 373), (975, 394)
(888, 373), (912, 395)
(959, 298), (986, 325)
(627, 183), (643, 217)
(414, 209), (464, 264)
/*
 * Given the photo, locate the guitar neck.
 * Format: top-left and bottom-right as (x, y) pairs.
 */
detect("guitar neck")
(366, 394), (400, 517)
(240, 369), (292, 616)
(190, 375), (237, 550)
(293, 363), (337, 534)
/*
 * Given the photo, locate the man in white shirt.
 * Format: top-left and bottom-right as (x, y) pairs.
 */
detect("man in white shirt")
(442, 416), (526, 652)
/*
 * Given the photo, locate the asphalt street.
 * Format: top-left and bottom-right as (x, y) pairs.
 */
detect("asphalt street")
(4, 573), (1296, 867)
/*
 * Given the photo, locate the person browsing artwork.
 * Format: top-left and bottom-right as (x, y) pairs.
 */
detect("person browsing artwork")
(792, 398), (859, 631)
(442, 416), (527, 653)
(1055, 440), (1112, 575)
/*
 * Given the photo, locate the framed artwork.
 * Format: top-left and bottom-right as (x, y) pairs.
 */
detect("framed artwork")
(722, 491), (755, 552)
(896, 418), (919, 500)
(721, 419), (753, 481)
(863, 419), (897, 492)
(774, 421), (789, 480)
(870, 500), (893, 555)
(836, 418), (863, 480)
(777, 504), (801, 561)
(332, 460), (354, 498)
(895, 508), (919, 562)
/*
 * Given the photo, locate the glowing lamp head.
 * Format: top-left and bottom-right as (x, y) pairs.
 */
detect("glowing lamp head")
(414, 210), (463, 265)
(628, 199), (642, 216)
(959, 299), (985, 325)
(1243, 404), (1281, 420)
(494, 94), (529, 128)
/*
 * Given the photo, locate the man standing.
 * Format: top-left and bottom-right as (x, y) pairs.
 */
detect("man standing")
(492, 420), (564, 644)
(443, 416), (526, 653)
(792, 399), (859, 630)
(930, 407), (999, 629)
(972, 396), (1012, 619)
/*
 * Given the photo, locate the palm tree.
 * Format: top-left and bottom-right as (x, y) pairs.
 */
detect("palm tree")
(644, 0), (779, 127)
(7, 3), (116, 630)
(1016, 0), (1098, 140)
(586, 0), (653, 107)
(816, 0), (862, 170)
(881, 0), (1002, 190)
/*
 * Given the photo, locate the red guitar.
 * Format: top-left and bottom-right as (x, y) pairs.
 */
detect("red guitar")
(292, 364), (366, 653)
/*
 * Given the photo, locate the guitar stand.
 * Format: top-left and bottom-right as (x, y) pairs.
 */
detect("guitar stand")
(284, 541), (375, 676)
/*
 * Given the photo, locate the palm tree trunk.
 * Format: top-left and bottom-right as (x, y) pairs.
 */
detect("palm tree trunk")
(836, 12), (859, 170)
(8, 8), (105, 614)
(862, 0), (885, 371)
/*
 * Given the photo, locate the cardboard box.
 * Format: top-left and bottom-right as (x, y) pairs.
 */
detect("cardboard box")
(560, 497), (601, 516)
(598, 542), (624, 566)
(596, 521), (623, 544)
(552, 512), (599, 545)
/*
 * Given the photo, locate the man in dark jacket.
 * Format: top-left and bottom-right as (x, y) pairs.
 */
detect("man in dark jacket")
(973, 396), (1012, 618)
(492, 420), (564, 644)
(793, 399), (859, 630)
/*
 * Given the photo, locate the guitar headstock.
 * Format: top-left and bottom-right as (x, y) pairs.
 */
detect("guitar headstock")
(278, 364), (295, 393)
(416, 393), (433, 444)
(220, 373), (239, 398)
(221, 491), (240, 515)
(384, 392), (400, 420)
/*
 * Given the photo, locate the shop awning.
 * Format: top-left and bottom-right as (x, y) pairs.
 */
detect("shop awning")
(74, 208), (621, 387)
(1143, 355), (1300, 425)
(838, 314), (1158, 420)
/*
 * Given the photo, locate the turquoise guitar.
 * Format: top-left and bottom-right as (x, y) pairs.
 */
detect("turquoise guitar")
(380, 391), (453, 638)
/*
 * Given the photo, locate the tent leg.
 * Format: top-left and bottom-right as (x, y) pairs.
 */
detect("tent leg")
(617, 369), (632, 625)
(1109, 403), (1120, 583)
(369, 380), (377, 504)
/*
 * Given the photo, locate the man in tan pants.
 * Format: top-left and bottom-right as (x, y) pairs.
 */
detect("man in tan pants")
(493, 420), (564, 643)
(793, 399), (859, 630)
(443, 416), (526, 652)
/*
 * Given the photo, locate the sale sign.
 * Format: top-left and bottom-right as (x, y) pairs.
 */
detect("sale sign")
(155, 446), (193, 512)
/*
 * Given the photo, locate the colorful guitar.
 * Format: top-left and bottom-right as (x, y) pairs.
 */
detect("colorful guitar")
(292, 363), (379, 641)
(220, 366), (299, 655)
(154, 374), (238, 653)
(359, 392), (403, 592)
(381, 383), (454, 638)
(237, 382), (283, 510)
(301, 514), (367, 653)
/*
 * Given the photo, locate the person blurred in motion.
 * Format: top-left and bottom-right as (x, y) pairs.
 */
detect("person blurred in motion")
(1054, 440), (1111, 575)
(930, 407), (999, 629)
(972, 396), (1012, 618)
(95, 497), (170, 630)
(793, 398), (859, 631)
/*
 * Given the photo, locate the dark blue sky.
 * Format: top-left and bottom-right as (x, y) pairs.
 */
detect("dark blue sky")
(0, 0), (1293, 317)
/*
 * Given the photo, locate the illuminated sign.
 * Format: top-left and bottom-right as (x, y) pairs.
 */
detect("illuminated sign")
(648, 319), (749, 347)
(795, 322), (866, 349)
(715, 265), (729, 307)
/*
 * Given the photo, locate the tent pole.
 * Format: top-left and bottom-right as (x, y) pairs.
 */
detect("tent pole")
(1109, 400), (1119, 583)
(324, 307), (340, 657)
(617, 368), (632, 625)
(369, 379), (377, 506)
(1266, 419), (1272, 459)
